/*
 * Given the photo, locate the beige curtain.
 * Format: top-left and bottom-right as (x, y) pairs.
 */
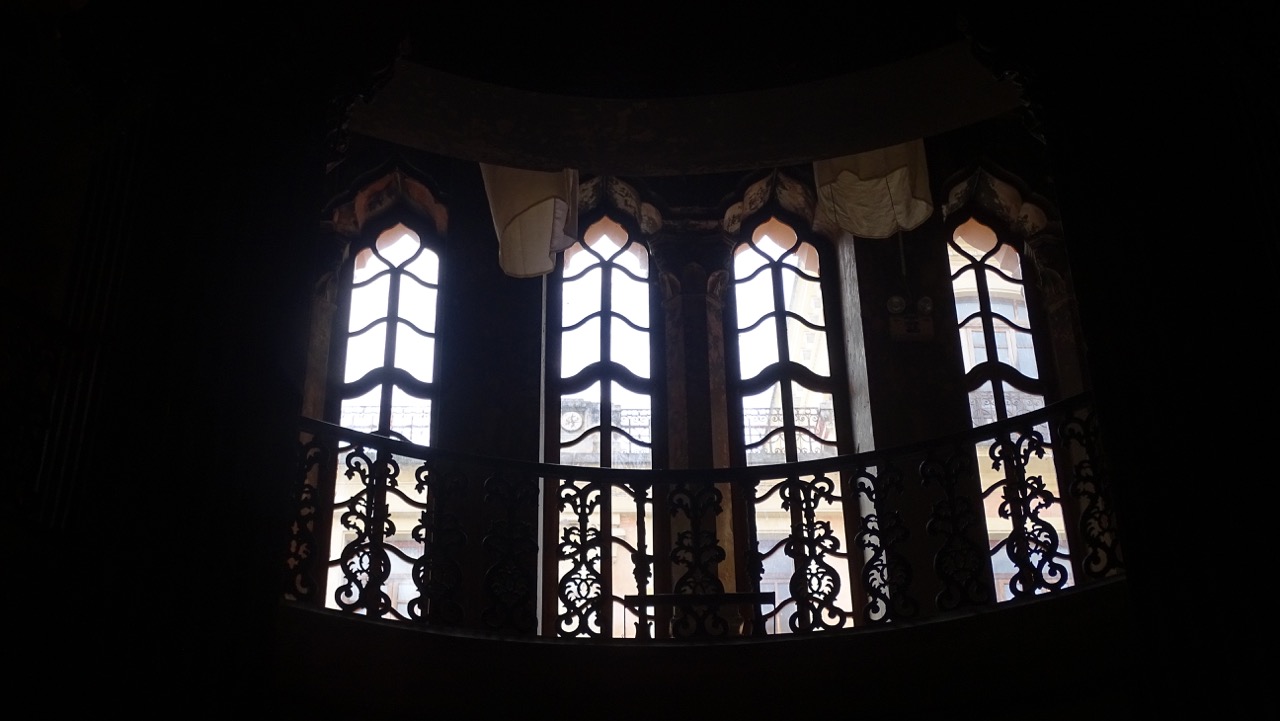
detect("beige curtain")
(814, 139), (933, 239)
(480, 164), (578, 277)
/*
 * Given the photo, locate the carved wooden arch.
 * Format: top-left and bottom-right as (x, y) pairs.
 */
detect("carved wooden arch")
(326, 164), (450, 241)
(941, 163), (1069, 303)
(941, 163), (1058, 240)
(721, 169), (828, 239)
(577, 175), (664, 236)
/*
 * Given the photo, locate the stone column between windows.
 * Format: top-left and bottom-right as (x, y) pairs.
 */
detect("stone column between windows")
(655, 234), (741, 636)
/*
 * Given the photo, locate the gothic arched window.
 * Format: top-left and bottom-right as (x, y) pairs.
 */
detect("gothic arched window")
(726, 215), (855, 633)
(947, 215), (1075, 600)
(728, 216), (846, 466)
(321, 218), (444, 619)
(550, 215), (656, 469)
(544, 214), (660, 638)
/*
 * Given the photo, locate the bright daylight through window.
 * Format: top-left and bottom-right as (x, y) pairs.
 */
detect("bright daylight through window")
(327, 223), (440, 618)
(730, 216), (852, 632)
(948, 216), (1073, 599)
(550, 216), (655, 637)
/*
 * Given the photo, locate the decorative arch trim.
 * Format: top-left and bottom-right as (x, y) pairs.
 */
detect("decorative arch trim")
(721, 170), (818, 236)
(941, 165), (1056, 241)
(328, 166), (449, 239)
(578, 176), (664, 235)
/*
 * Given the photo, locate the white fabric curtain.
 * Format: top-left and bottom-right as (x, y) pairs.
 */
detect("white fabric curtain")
(814, 139), (933, 239)
(480, 164), (578, 278)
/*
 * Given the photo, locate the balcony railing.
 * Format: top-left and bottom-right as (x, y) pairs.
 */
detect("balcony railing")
(283, 392), (1122, 640)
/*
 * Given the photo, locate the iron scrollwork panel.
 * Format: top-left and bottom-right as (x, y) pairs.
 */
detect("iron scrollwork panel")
(853, 463), (915, 624)
(669, 479), (727, 638)
(333, 444), (394, 615)
(284, 434), (329, 602)
(412, 462), (466, 626)
(985, 429), (1070, 598)
(1060, 407), (1124, 579)
(556, 478), (606, 637)
(780, 473), (854, 632)
(922, 450), (993, 611)
(481, 470), (540, 634)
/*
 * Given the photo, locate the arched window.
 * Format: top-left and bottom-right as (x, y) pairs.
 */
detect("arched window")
(727, 215), (855, 633)
(324, 220), (443, 619)
(729, 216), (844, 466)
(551, 216), (655, 469)
(947, 216), (1074, 600)
(336, 223), (440, 443)
(544, 215), (659, 637)
(949, 217), (1044, 424)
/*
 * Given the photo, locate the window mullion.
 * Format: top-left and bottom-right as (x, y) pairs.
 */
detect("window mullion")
(974, 263), (1007, 423)
(770, 262), (799, 463)
(380, 267), (401, 432)
(600, 258), (613, 467)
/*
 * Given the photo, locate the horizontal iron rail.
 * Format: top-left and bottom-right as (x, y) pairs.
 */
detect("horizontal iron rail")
(624, 593), (777, 608)
(298, 392), (1092, 483)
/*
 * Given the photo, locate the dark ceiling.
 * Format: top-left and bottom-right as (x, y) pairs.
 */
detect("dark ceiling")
(398, 7), (969, 99)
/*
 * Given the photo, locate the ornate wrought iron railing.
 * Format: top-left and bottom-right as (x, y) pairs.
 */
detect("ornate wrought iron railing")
(283, 392), (1122, 640)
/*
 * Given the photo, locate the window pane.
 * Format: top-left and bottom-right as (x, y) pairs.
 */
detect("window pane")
(961, 323), (985, 372)
(792, 384), (836, 443)
(402, 241), (438, 284)
(377, 227), (421, 267)
(561, 317), (601, 378)
(1015, 331), (1038, 379)
(612, 240), (649, 276)
(610, 267), (649, 328)
(993, 327), (1011, 365)
(610, 380), (651, 471)
(560, 430), (600, 467)
(734, 268), (774, 330)
(348, 274), (390, 331)
(737, 322), (779, 380)
(1003, 383), (1046, 430)
(352, 246), (390, 284)
(754, 219), (796, 260)
(952, 218), (998, 264)
(562, 265), (602, 328)
(397, 275), (437, 332)
(967, 380), (997, 427)
(344, 323), (386, 383)
(610, 321), (649, 379)
(785, 316), (828, 376)
(392, 321), (434, 383)
(742, 383), (783, 450)
(339, 386), (382, 434)
(950, 266), (979, 309)
(611, 430), (650, 469)
(782, 269), (824, 328)
(561, 381), (601, 466)
(389, 387), (431, 444)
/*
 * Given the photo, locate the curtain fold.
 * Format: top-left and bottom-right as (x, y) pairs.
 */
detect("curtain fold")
(481, 164), (578, 277)
(814, 139), (933, 239)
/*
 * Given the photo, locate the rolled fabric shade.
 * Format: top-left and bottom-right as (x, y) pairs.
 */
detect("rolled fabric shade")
(814, 139), (933, 239)
(481, 164), (578, 277)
